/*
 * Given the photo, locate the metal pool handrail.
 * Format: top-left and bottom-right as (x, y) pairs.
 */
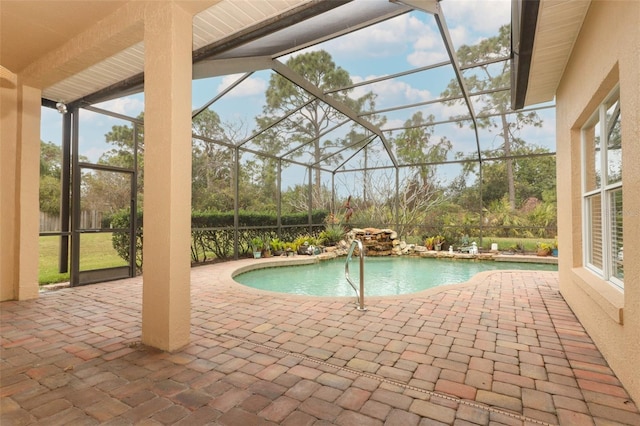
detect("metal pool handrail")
(345, 239), (366, 311)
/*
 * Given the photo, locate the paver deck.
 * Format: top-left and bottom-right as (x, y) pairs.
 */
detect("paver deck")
(1, 258), (639, 425)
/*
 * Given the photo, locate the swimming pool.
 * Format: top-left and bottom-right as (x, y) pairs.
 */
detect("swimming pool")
(233, 257), (558, 296)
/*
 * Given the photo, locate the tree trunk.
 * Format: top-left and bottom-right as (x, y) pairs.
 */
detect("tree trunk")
(501, 112), (516, 210)
(363, 146), (368, 205)
(314, 144), (321, 193)
(314, 125), (321, 206)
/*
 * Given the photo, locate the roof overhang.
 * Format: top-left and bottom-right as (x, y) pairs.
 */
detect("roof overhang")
(2, 0), (420, 108)
(511, 0), (591, 109)
(1, 0), (352, 106)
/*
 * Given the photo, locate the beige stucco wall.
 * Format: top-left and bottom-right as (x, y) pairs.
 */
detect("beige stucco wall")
(555, 0), (640, 403)
(0, 71), (41, 302)
(1, 71), (19, 301)
(141, 1), (193, 352)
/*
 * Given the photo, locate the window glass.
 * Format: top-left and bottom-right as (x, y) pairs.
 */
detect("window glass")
(587, 194), (603, 270)
(582, 88), (622, 289)
(606, 101), (622, 185)
(610, 188), (624, 281)
(584, 119), (601, 192)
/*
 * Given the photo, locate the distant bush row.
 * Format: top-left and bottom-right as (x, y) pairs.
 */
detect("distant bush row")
(108, 209), (329, 270)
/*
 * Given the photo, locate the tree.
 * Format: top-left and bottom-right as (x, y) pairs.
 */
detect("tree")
(510, 147), (556, 203)
(83, 108), (254, 214)
(467, 145), (556, 208)
(82, 114), (144, 215)
(395, 111), (451, 204)
(40, 141), (62, 178)
(442, 24), (543, 210)
(281, 183), (332, 214)
(341, 93), (386, 208)
(191, 109), (236, 211)
(100, 112), (144, 171)
(39, 141), (62, 215)
(390, 112), (453, 235)
(395, 112), (451, 172)
(255, 50), (369, 199)
(343, 111), (454, 233)
(81, 169), (133, 215)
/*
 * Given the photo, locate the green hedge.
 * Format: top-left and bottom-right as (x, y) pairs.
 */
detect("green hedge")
(109, 209), (328, 270)
(110, 210), (143, 272)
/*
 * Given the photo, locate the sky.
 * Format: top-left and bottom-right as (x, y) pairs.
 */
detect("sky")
(40, 0), (555, 176)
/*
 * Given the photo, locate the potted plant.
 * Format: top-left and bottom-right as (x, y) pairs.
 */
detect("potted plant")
(552, 237), (558, 257)
(294, 235), (317, 255)
(433, 235), (445, 251)
(425, 236), (435, 250)
(262, 238), (272, 257)
(319, 224), (345, 247)
(270, 238), (285, 256)
(284, 241), (298, 256)
(536, 242), (552, 256)
(251, 237), (264, 258)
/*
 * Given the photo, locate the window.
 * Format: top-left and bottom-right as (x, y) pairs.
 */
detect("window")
(582, 88), (623, 289)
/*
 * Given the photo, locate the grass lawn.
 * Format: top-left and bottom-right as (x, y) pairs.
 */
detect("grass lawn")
(39, 233), (127, 285)
(481, 237), (555, 252)
(405, 235), (555, 252)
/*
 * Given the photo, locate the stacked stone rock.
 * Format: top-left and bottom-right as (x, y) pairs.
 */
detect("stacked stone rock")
(348, 228), (399, 256)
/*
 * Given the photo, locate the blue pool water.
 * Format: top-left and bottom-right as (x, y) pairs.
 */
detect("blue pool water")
(234, 257), (557, 296)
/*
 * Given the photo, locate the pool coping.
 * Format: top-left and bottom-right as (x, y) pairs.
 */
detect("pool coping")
(221, 254), (559, 304)
(41, 253), (558, 300)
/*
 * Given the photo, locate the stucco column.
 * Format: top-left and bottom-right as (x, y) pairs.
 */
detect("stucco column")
(0, 70), (41, 302)
(142, 2), (192, 351)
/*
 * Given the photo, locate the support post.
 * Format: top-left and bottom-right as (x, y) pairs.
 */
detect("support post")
(0, 76), (41, 301)
(59, 111), (71, 273)
(142, 2), (192, 351)
(70, 107), (81, 287)
(233, 147), (240, 259)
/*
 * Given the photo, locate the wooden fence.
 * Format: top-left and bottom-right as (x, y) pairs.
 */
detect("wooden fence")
(40, 211), (103, 232)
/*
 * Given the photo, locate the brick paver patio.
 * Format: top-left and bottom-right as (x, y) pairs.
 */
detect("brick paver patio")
(2, 258), (639, 425)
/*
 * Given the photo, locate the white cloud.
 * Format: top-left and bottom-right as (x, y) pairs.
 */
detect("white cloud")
(79, 145), (108, 163)
(447, 25), (472, 50)
(313, 5), (504, 68)
(440, 0), (511, 37)
(519, 109), (557, 150)
(407, 50), (448, 67)
(216, 74), (267, 97)
(316, 3), (509, 68)
(94, 96), (144, 117)
(381, 118), (406, 131)
(438, 100), (469, 120)
(320, 13), (430, 59)
(413, 32), (438, 51)
(351, 75), (432, 107)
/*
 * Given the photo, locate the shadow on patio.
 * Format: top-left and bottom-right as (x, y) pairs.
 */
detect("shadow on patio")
(2, 262), (638, 425)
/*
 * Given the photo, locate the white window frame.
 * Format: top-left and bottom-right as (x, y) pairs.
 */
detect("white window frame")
(581, 87), (623, 290)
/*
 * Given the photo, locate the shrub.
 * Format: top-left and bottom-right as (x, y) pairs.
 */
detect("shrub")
(110, 209), (143, 272)
(109, 209), (329, 269)
(319, 224), (345, 246)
